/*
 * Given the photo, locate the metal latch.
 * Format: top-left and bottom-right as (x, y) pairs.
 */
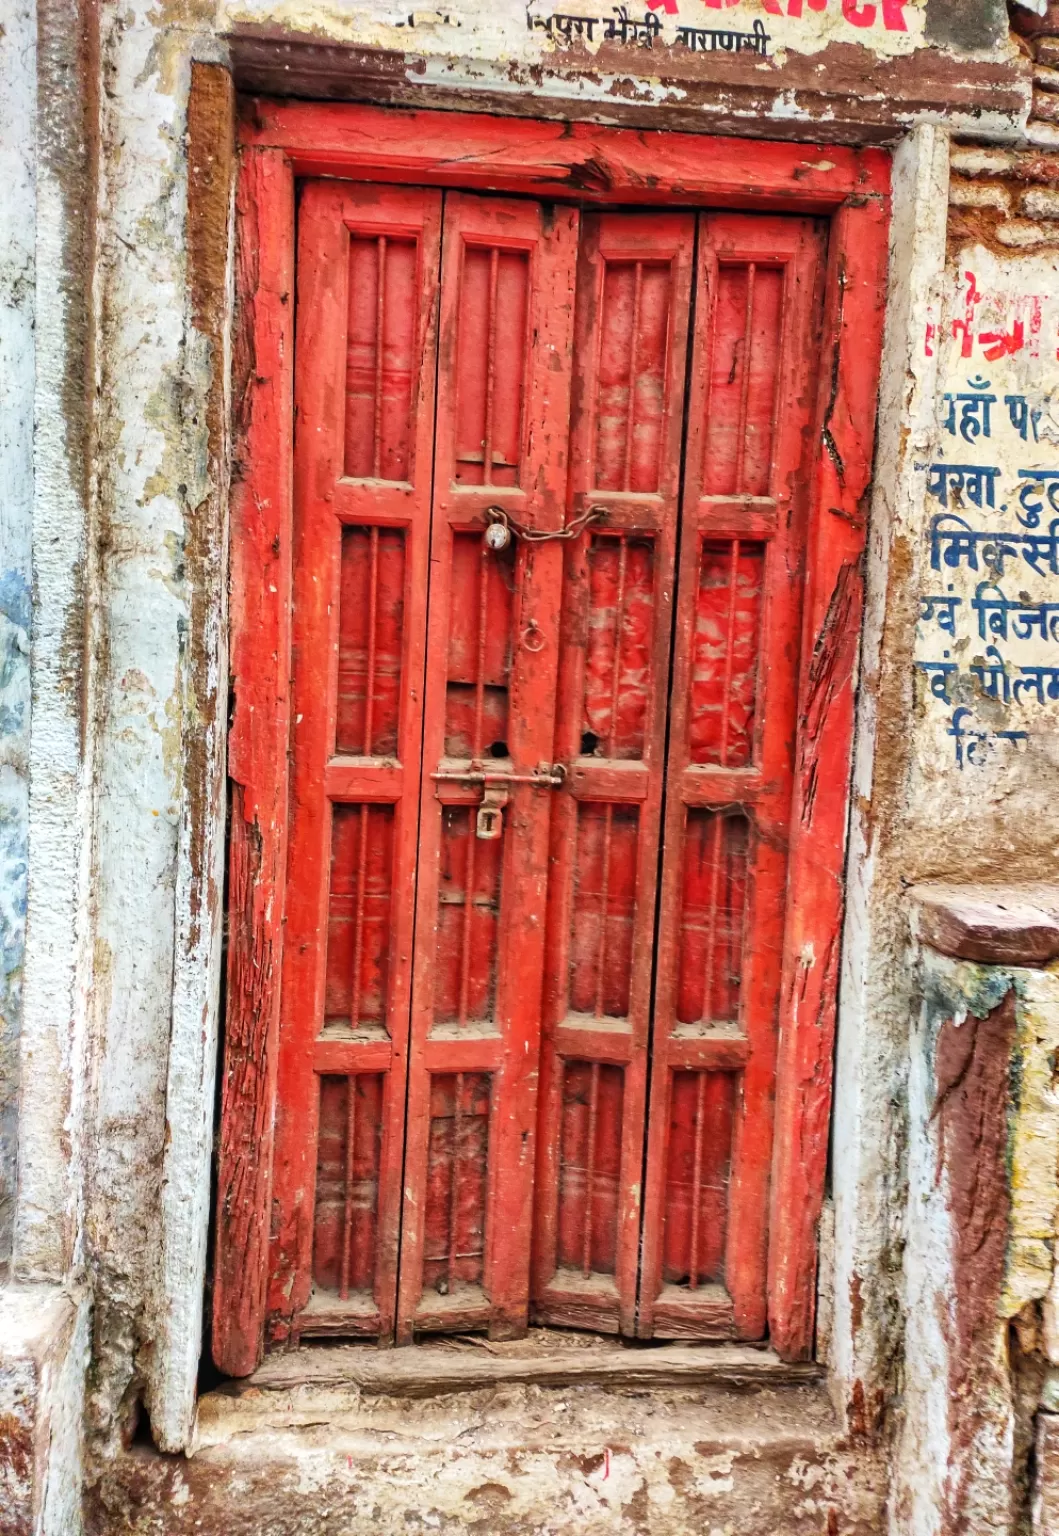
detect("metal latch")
(430, 763), (566, 841)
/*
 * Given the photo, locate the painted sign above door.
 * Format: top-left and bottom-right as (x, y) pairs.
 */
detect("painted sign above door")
(524, 0), (925, 56)
(221, 0), (1014, 65)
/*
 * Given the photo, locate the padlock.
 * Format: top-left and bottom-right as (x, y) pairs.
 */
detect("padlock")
(476, 784), (508, 840)
(484, 519), (511, 552)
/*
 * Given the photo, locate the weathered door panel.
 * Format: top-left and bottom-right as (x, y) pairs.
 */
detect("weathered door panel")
(396, 193), (580, 1342)
(637, 214), (826, 1341)
(268, 183), (442, 1343)
(531, 212), (695, 1336)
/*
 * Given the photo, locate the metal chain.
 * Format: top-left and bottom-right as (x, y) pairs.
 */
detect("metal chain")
(484, 503), (606, 544)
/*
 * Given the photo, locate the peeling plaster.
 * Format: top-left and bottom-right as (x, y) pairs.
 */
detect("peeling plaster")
(14, 0), (98, 1300)
(831, 120), (950, 1437)
(894, 953), (1059, 1536)
(85, 1), (222, 1460)
(219, 0), (939, 61)
(0, 0), (37, 1272)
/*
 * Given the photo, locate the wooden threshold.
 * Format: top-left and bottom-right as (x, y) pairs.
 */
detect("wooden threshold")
(242, 1334), (821, 1399)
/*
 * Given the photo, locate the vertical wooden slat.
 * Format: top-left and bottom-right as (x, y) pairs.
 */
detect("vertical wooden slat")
(621, 264), (643, 492)
(719, 543), (740, 767)
(373, 239), (386, 479)
(688, 1071), (707, 1291)
(447, 1072), (465, 1291)
(606, 542), (630, 757)
(483, 247), (500, 487)
(350, 805), (369, 1030)
(581, 1063), (601, 1278)
(364, 529), (379, 754)
(213, 147), (294, 1379)
(733, 269), (756, 493)
(340, 1078), (356, 1300)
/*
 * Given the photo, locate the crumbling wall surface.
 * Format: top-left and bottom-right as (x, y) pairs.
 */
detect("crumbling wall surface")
(830, 121), (951, 1444)
(82, 2), (231, 1464)
(223, 0), (1030, 144)
(14, 0), (99, 1290)
(892, 948), (1059, 1536)
(87, 1379), (886, 1536)
(0, 0), (98, 1527)
(0, 0), (36, 1270)
(0, 1287), (90, 1536)
(831, 131), (1059, 1453)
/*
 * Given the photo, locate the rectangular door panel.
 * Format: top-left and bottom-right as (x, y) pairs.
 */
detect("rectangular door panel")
(533, 212), (695, 1336)
(397, 193), (580, 1342)
(268, 183), (442, 1344)
(638, 214), (826, 1341)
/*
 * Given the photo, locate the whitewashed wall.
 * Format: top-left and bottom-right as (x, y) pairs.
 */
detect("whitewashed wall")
(221, 0), (936, 58)
(1, 0), (1055, 1511)
(0, 0), (36, 1268)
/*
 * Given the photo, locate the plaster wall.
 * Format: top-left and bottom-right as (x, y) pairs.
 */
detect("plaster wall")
(0, 0), (37, 1270)
(890, 953), (1059, 1535)
(223, 0), (940, 59)
(15, 0), (99, 1301)
(0, 1286), (90, 1536)
(3, 0), (1059, 1530)
(831, 137), (1059, 1452)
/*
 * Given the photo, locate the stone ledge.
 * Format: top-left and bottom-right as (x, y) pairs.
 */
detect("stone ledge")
(97, 1368), (885, 1535)
(218, 1336), (819, 1405)
(910, 882), (1059, 967)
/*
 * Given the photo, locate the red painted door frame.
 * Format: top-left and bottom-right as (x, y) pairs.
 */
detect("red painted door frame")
(213, 101), (889, 1376)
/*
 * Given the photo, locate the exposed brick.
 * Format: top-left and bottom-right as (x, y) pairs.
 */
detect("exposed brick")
(1026, 122), (1059, 147)
(949, 179), (1012, 211)
(996, 216), (1059, 246)
(950, 147), (1019, 176)
(1021, 185), (1059, 215)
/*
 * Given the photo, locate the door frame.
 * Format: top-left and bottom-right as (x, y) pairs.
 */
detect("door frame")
(213, 101), (890, 1376)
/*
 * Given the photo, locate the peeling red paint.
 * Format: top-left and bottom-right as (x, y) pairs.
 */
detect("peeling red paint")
(934, 992), (1018, 1532)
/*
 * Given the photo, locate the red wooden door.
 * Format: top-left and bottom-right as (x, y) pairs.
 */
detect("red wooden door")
(256, 186), (827, 1351)
(270, 185), (579, 1347)
(637, 214), (825, 1340)
(267, 183), (442, 1344)
(396, 194), (579, 1342)
(532, 212), (694, 1336)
